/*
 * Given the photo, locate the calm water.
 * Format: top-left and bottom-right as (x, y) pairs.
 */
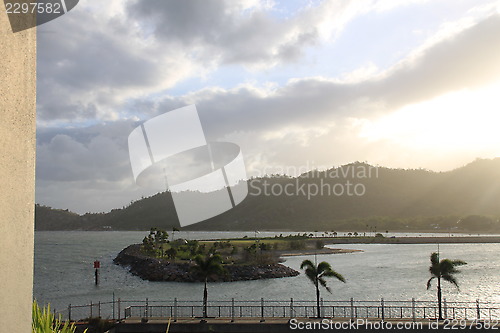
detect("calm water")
(34, 231), (500, 316)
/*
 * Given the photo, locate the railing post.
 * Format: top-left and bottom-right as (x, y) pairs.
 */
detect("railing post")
(412, 298), (415, 322)
(231, 298), (235, 322)
(351, 298), (354, 320)
(381, 298), (384, 322)
(476, 299), (480, 320)
(290, 298), (294, 319)
(260, 298), (265, 322)
(68, 304), (71, 322)
(174, 298), (177, 322)
(98, 301), (101, 318)
(321, 298), (324, 318)
(145, 298), (149, 318)
(112, 292), (115, 320)
(118, 298), (121, 320)
(444, 297), (447, 319)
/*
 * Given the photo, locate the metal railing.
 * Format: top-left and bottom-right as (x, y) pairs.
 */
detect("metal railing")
(61, 298), (500, 322)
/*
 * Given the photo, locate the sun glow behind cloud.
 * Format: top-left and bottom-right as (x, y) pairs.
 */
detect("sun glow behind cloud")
(359, 81), (500, 156)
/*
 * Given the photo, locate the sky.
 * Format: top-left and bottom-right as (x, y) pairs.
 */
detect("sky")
(36, 0), (500, 214)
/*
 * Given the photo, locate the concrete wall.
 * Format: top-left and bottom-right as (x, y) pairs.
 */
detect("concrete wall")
(0, 9), (36, 333)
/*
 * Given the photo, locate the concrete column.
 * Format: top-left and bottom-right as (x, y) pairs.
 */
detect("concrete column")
(0, 8), (36, 333)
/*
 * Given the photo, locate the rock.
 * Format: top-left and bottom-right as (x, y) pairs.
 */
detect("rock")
(113, 244), (300, 282)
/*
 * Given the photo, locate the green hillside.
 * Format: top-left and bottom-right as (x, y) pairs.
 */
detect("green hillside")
(35, 158), (500, 232)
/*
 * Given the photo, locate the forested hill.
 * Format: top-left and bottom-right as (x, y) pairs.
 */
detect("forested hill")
(35, 158), (500, 232)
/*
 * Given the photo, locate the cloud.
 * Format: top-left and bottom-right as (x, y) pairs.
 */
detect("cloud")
(35, 121), (166, 213)
(36, 0), (458, 124)
(126, 0), (307, 66)
(35, 2), (500, 213)
(36, 1), (200, 122)
(125, 0), (388, 68)
(144, 14), (500, 141)
(36, 122), (135, 182)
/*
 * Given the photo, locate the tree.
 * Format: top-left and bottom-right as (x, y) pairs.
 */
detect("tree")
(166, 247), (177, 260)
(426, 252), (467, 320)
(300, 259), (346, 318)
(142, 228), (169, 257)
(172, 226), (180, 241)
(191, 253), (226, 318)
(154, 229), (169, 257)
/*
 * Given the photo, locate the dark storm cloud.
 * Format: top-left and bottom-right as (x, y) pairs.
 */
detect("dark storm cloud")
(126, 0), (319, 65)
(36, 7), (168, 121)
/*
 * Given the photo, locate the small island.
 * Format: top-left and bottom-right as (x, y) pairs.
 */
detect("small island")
(113, 229), (360, 282)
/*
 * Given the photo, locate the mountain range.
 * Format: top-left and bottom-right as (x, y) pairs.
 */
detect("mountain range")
(35, 158), (500, 232)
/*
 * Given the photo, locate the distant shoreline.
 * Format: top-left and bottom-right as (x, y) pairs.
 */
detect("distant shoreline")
(33, 229), (500, 236)
(322, 236), (500, 245)
(279, 248), (362, 257)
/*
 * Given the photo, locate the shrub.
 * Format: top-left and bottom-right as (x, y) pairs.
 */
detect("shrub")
(289, 240), (306, 250)
(32, 300), (85, 333)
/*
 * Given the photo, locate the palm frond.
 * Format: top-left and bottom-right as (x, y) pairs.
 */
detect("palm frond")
(300, 260), (315, 270)
(317, 262), (332, 274)
(451, 260), (467, 266)
(442, 274), (460, 290)
(430, 252), (440, 265)
(440, 259), (465, 275)
(427, 276), (435, 290)
(191, 254), (225, 279)
(304, 268), (318, 284)
(329, 270), (346, 283)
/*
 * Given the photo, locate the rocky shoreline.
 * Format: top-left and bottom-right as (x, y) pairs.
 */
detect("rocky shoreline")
(113, 244), (300, 282)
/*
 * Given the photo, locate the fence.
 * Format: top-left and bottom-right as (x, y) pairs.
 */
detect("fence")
(61, 298), (500, 322)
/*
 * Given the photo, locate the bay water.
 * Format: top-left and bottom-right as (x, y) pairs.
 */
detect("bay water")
(34, 231), (500, 317)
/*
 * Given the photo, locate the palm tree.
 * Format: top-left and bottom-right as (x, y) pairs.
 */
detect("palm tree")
(191, 253), (226, 318)
(300, 259), (346, 318)
(426, 252), (467, 320)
